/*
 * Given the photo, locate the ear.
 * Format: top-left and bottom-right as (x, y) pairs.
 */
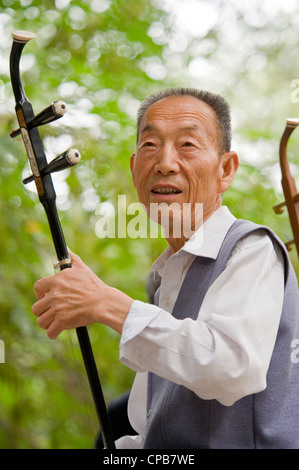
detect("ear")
(218, 151), (239, 194)
(130, 153), (136, 186)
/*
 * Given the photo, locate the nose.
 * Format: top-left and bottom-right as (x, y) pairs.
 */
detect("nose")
(154, 144), (180, 175)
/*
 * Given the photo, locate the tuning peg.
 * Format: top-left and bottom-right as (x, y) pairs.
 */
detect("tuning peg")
(22, 148), (81, 184)
(273, 201), (286, 214)
(285, 239), (295, 251)
(10, 100), (67, 138)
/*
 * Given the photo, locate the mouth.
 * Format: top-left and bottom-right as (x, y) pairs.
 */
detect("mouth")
(151, 185), (182, 195)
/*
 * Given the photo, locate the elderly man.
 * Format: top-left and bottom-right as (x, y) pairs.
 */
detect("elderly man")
(32, 88), (299, 449)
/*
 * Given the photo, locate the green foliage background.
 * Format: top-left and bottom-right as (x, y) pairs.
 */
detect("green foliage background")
(0, 0), (298, 448)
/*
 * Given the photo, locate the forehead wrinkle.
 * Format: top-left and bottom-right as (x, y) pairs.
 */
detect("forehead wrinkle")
(137, 95), (221, 151)
(140, 112), (217, 146)
(143, 99), (217, 127)
(144, 108), (216, 124)
(141, 123), (204, 136)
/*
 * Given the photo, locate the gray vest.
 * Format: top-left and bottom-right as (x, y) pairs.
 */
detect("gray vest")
(144, 219), (299, 449)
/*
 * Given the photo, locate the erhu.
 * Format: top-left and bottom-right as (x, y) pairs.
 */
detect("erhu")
(273, 118), (299, 257)
(9, 30), (115, 449)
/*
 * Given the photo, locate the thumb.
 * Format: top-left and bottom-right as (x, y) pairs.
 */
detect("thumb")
(67, 247), (86, 268)
(67, 247), (105, 285)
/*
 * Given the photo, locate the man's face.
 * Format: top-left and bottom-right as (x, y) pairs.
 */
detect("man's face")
(130, 95), (237, 236)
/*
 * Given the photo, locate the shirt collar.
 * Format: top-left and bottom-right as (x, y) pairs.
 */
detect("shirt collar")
(152, 206), (236, 276)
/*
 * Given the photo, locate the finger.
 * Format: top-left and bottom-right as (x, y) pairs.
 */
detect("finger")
(37, 311), (61, 340)
(33, 296), (64, 339)
(32, 294), (51, 317)
(36, 309), (53, 330)
(43, 309), (79, 340)
(46, 321), (62, 340)
(34, 276), (54, 300)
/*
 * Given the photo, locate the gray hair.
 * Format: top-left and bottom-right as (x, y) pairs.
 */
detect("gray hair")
(137, 87), (232, 153)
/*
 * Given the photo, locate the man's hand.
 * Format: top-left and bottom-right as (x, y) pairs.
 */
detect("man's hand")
(32, 249), (134, 339)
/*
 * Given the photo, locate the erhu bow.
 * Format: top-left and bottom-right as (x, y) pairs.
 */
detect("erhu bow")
(9, 30), (115, 449)
(273, 118), (299, 257)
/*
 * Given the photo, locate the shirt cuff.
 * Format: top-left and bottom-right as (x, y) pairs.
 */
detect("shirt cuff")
(115, 433), (145, 449)
(120, 300), (161, 345)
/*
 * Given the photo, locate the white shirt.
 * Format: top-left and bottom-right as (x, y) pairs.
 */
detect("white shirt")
(116, 206), (285, 449)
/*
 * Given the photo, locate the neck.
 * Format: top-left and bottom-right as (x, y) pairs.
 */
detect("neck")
(166, 201), (222, 253)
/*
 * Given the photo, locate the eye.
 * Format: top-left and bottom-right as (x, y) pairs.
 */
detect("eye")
(137, 137), (159, 153)
(139, 140), (156, 150)
(183, 142), (194, 147)
(181, 141), (197, 149)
